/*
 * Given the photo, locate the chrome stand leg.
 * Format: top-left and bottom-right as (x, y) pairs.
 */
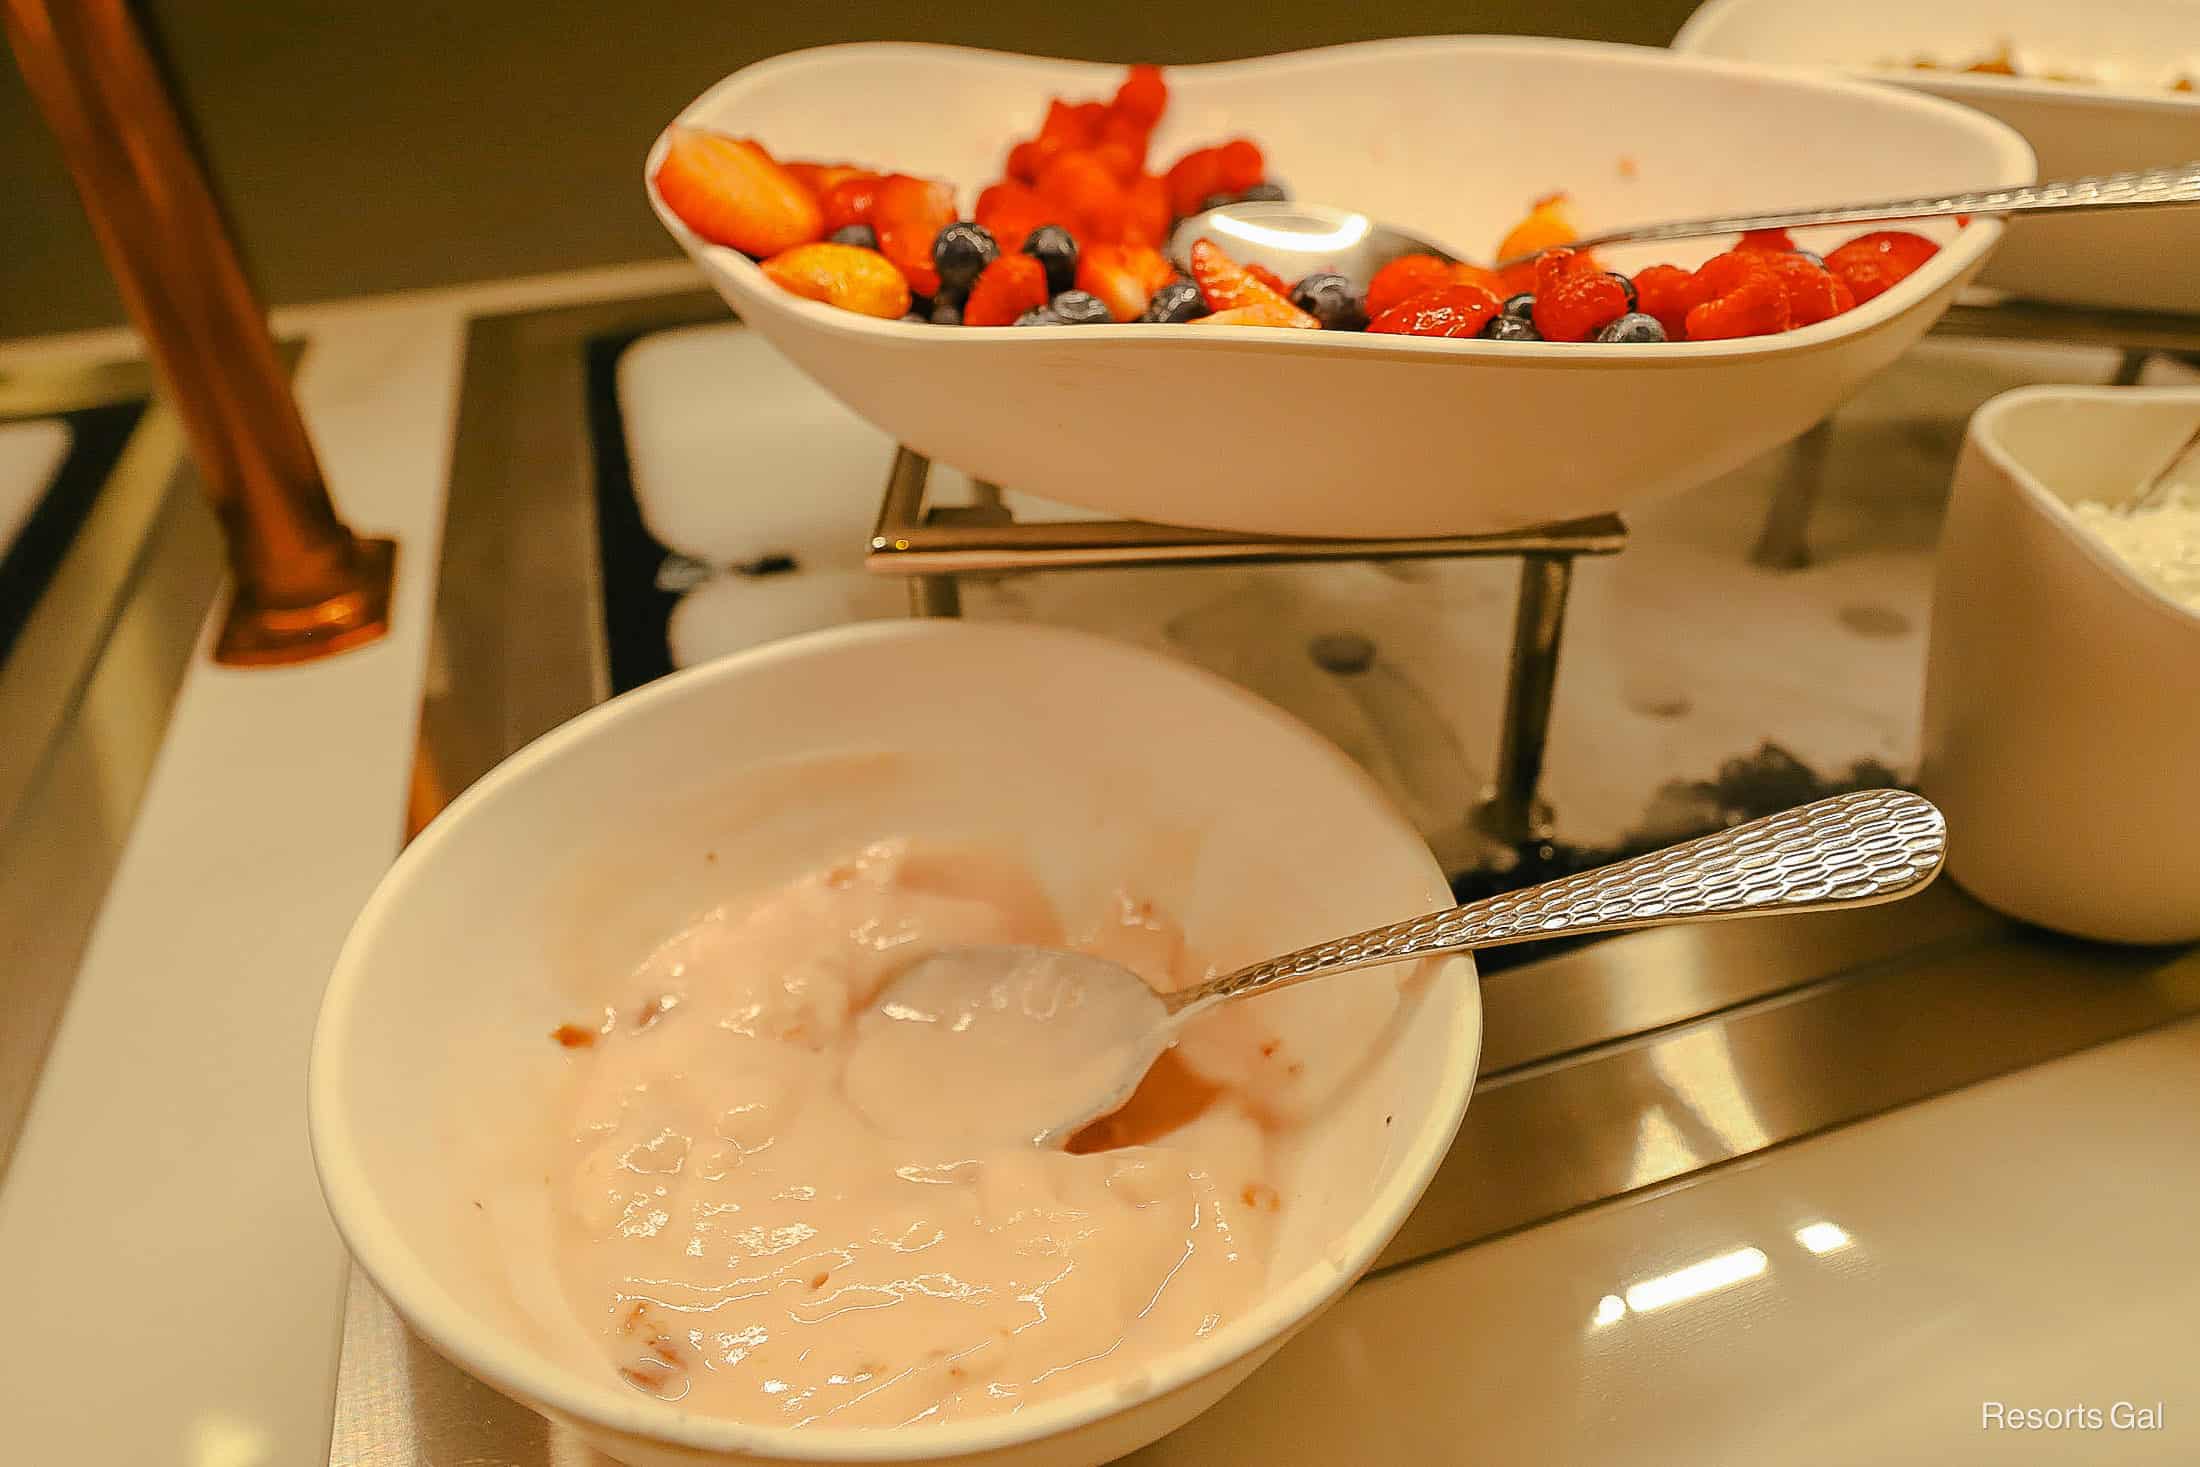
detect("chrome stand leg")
(909, 575), (962, 618)
(1752, 418), (1833, 571)
(1473, 551), (1573, 844)
(2110, 348), (2150, 387)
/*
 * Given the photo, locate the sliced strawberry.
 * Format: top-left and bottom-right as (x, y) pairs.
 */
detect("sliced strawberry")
(654, 126), (823, 257)
(761, 242), (912, 319)
(1684, 250), (1792, 339)
(1368, 283), (1504, 338)
(1367, 255), (1456, 318)
(1632, 263), (1703, 340)
(1039, 98), (1101, 150)
(783, 162), (875, 202)
(1113, 64), (1168, 128)
(1187, 238), (1316, 324)
(1194, 301), (1322, 329)
(821, 174), (884, 233)
(1037, 150), (1129, 243)
(1736, 227), (1798, 252)
(1164, 146), (1228, 219)
(1006, 139), (1056, 185)
(975, 180), (1057, 254)
(1244, 262), (1292, 296)
(1124, 174), (1171, 247)
(963, 254), (1051, 326)
(1822, 230), (1939, 304)
(1093, 138), (1144, 185)
(1764, 251), (1854, 326)
(1076, 243), (1178, 320)
(1532, 249), (1631, 341)
(1216, 138), (1265, 193)
(873, 174), (956, 296)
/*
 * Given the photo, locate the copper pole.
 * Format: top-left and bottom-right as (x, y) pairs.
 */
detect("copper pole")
(4, 0), (395, 665)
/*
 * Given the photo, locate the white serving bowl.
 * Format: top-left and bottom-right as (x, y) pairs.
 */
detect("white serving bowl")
(1920, 386), (2200, 945)
(647, 38), (2030, 539)
(1675, 0), (2200, 315)
(310, 620), (1480, 1467)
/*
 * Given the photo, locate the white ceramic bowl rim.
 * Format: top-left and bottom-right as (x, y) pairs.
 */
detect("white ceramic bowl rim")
(1674, 0), (2200, 114)
(647, 36), (2027, 364)
(1971, 384), (2200, 631)
(309, 618), (1483, 1461)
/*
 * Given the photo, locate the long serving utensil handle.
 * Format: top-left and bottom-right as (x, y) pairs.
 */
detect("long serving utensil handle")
(1167, 789), (1947, 1013)
(1499, 162), (2200, 268)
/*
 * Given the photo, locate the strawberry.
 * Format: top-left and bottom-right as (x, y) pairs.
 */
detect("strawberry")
(1094, 138), (1144, 185)
(783, 162), (876, 202)
(1532, 248), (1630, 341)
(1367, 255), (1456, 317)
(975, 180), (1057, 255)
(1632, 262), (1703, 340)
(1006, 139), (1055, 184)
(1076, 243), (1178, 320)
(1164, 146), (1228, 219)
(1822, 230), (1939, 304)
(963, 254), (1051, 326)
(760, 242), (912, 319)
(1124, 174), (1171, 247)
(1194, 301), (1322, 329)
(1736, 227), (1798, 252)
(1216, 138), (1265, 193)
(1683, 250), (1791, 339)
(1113, 64), (1168, 128)
(821, 174), (884, 233)
(1037, 150), (1129, 243)
(1098, 110), (1151, 171)
(1764, 251), (1854, 327)
(872, 174), (956, 296)
(1040, 98), (1102, 150)
(654, 126), (823, 257)
(1245, 262), (1291, 296)
(1368, 283), (1504, 338)
(1187, 238), (1317, 324)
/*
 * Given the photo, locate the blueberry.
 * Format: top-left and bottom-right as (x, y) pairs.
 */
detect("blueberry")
(1022, 224), (1079, 295)
(828, 223), (878, 250)
(1236, 181), (1290, 203)
(1503, 292), (1537, 320)
(929, 295), (963, 327)
(899, 311), (926, 324)
(1014, 305), (1063, 327)
(1289, 271), (1367, 331)
(1792, 249), (1825, 268)
(1481, 314), (1541, 341)
(1140, 278), (1209, 323)
(932, 221), (998, 297)
(1607, 272), (1638, 311)
(1594, 312), (1667, 344)
(1048, 289), (1112, 325)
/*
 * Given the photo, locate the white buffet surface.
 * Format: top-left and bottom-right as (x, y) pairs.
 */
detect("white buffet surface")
(0, 260), (2195, 1465)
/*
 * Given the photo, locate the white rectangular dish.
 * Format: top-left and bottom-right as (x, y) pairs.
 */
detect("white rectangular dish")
(1674, 0), (2200, 315)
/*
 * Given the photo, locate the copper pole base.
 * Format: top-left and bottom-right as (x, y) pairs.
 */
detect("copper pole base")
(214, 534), (397, 667)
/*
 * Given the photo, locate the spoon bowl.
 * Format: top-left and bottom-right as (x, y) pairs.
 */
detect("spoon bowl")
(857, 788), (1947, 1148)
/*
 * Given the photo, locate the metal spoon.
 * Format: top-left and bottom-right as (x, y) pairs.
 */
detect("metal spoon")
(1169, 162), (2200, 281)
(850, 788), (1945, 1149)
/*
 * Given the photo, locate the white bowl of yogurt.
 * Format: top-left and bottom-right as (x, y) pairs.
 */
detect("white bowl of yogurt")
(1921, 385), (2200, 944)
(310, 620), (1480, 1466)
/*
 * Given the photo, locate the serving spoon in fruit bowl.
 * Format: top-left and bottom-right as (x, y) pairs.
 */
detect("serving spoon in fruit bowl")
(1173, 162), (2200, 282)
(843, 788), (1946, 1150)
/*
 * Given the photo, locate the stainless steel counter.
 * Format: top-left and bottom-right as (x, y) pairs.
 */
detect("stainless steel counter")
(330, 289), (2200, 1464)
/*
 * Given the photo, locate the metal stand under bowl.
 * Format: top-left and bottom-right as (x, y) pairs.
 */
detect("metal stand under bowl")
(864, 446), (1626, 846)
